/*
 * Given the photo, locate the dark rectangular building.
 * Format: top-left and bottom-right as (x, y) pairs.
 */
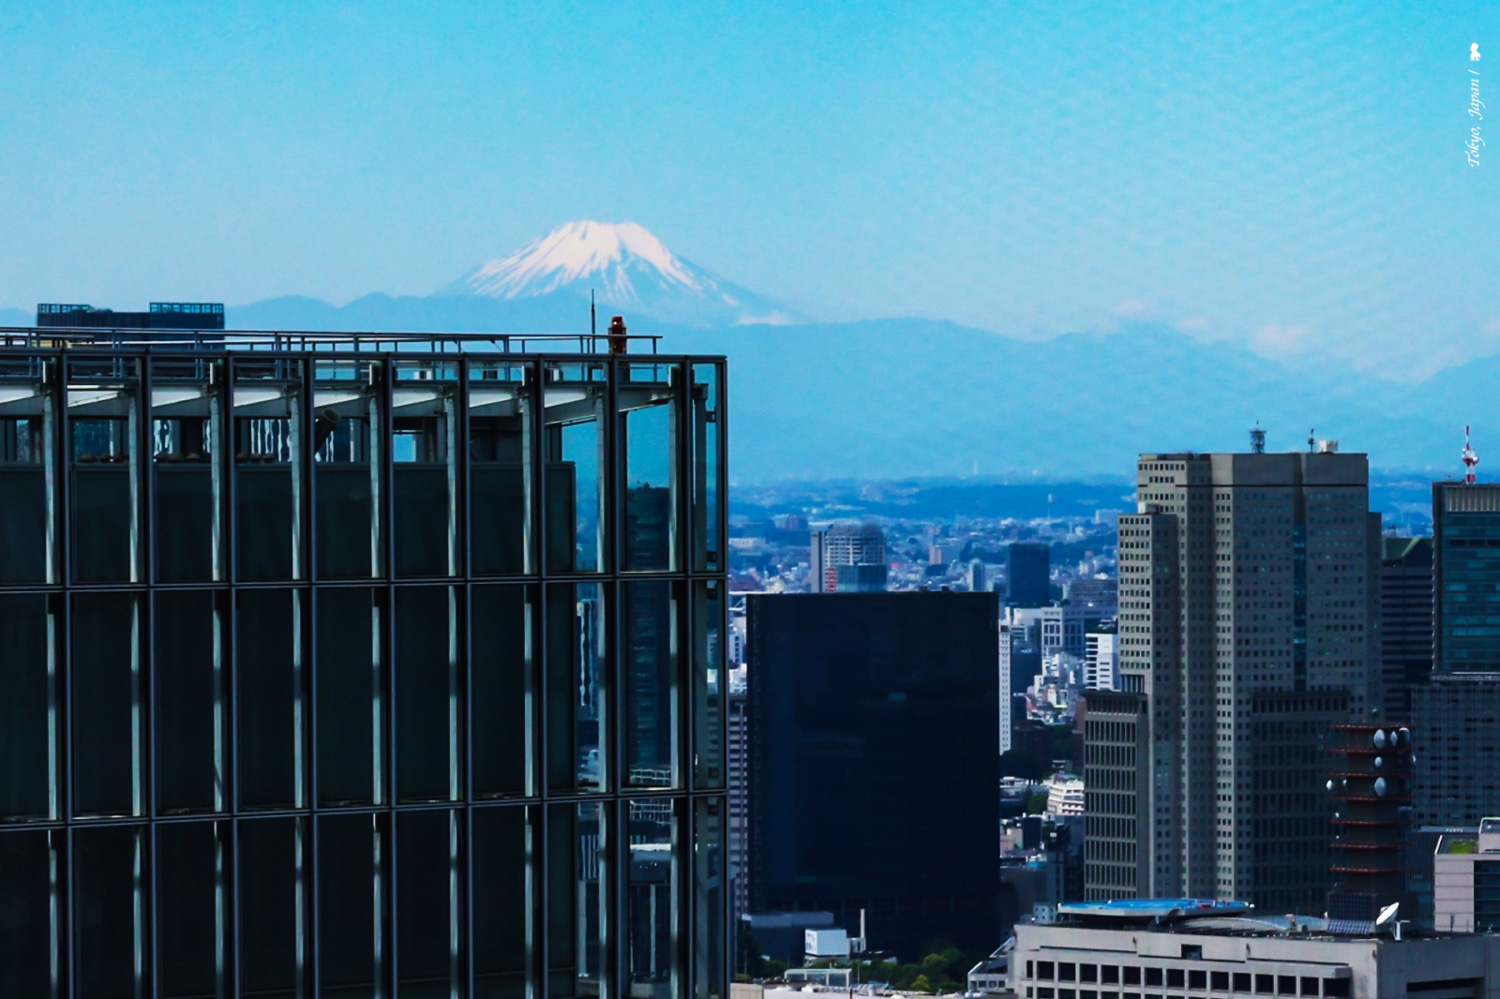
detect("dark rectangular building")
(1007, 542), (1050, 607)
(1433, 482), (1500, 672)
(746, 591), (999, 959)
(0, 328), (728, 998)
(1380, 536), (1433, 723)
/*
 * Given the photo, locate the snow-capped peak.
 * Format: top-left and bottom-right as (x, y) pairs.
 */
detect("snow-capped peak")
(446, 220), (802, 326)
(457, 221), (703, 300)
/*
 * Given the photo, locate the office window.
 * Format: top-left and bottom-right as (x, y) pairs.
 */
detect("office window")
(1256, 974), (1273, 994)
(69, 359), (140, 583)
(692, 580), (725, 790)
(237, 588), (304, 809)
(392, 360), (459, 577)
(238, 817), (303, 996)
(1060, 963), (1077, 982)
(312, 358), (381, 579)
(232, 357), (302, 581)
(1322, 979), (1350, 998)
(1081, 965), (1098, 983)
(151, 357), (222, 581)
(1146, 969), (1163, 987)
(1300, 978), (1318, 997)
(620, 362), (678, 572)
(694, 799), (725, 999)
(690, 363), (722, 573)
(72, 593), (141, 818)
(397, 808), (461, 996)
(547, 583), (607, 793)
(629, 799), (677, 997)
(315, 587), (383, 807)
(0, 379), (54, 583)
(157, 821), (223, 999)
(1279, 977), (1296, 995)
(394, 586), (459, 803)
(1211, 971), (1229, 991)
(548, 801), (606, 998)
(544, 362), (607, 574)
(0, 594), (55, 821)
(471, 585), (533, 798)
(473, 805), (528, 999)
(624, 581), (679, 788)
(155, 590), (225, 814)
(1234, 974), (1251, 992)
(1038, 962), (1054, 980)
(0, 830), (56, 997)
(1102, 966), (1120, 985)
(74, 825), (144, 998)
(1167, 969), (1184, 988)
(1189, 970), (1206, 989)
(1124, 967), (1141, 986)
(469, 360), (533, 576)
(317, 812), (381, 995)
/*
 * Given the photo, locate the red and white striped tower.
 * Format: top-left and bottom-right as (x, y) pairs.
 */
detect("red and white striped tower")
(1462, 425), (1479, 484)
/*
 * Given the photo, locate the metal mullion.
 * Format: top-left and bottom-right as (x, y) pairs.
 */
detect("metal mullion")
(63, 825), (76, 999)
(535, 801), (550, 999)
(147, 820), (160, 999)
(140, 352), (154, 589)
(530, 360), (545, 583)
(609, 797), (624, 999)
(604, 359), (618, 579)
(673, 795), (688, 999)
(456, 358), (471, 584)
(309, 813), (322, 998)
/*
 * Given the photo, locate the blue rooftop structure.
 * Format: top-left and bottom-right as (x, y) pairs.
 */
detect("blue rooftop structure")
(1057, 899), (1255, 922)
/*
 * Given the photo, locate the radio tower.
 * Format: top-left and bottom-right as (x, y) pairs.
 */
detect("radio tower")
(1462, 425), (1479, 484)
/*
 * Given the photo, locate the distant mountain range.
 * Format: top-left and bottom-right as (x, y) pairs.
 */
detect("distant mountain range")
(2, 222), (1488, 484)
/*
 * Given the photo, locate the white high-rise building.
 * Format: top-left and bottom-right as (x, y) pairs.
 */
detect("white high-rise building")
(1084, 449), (1381, 912)
(1084, 628), (1119, 691)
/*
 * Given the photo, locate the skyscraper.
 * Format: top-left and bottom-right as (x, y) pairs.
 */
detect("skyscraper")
(812, 521), (888, 592)
(0, 326), (729, 998)
(1432, 482), (1500, 672)
(1379, 536), (1433, 723)
(1007, 542), (1050, 607)
(1085, 449), (1381, 911)
(746, 591), (999, 957)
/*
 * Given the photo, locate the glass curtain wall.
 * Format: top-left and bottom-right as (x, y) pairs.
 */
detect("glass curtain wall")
(0, 347), (727, 999)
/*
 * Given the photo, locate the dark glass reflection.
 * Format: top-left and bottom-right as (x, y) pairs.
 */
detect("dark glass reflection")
(548, 802), (603, 999)
(0, 408), (52, 583)
(690, 365), (722, 574)
(318, 813), (380, 998)
(469, 363), (530, 576)
(152, 362), (220, 582)
(544, 366), (606, 574)
(471, 585), (531, 797)
(396, 809), (459, 997)
(70, 415), (135, 583)
(157, 821), (222, 999)
(624, 581), (677, 788)
(472, 806), (527, 999)
(72, 593), (139, 817)
(316, 588), (381, 807)
(395, 587), (458, 803)
(547, 583), (606, 793)
(692, 582), (724, 791)
(0, 594), (54, 820)
(313, 366), (379, 579)
(0, 830), (56, 997)
(74, 825), (143, 999)
(621, 364), (677, 573)
(693, 800), (725, 999)
(393, 369), (456, 577)
(629, 799), (675, 999)
(237, 588), (303, 810)
(156, 590), (224, 813)
(233, 358), (301, 581)
(238, 817), (302, 997)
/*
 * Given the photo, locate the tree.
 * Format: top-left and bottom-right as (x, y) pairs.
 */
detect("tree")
(998, 749), (1045, 781)
(1026, 790), (1049, 814)
(908, 974), (934, 993)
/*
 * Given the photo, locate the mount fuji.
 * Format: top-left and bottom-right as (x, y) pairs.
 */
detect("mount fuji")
(443, 221), (800, 327)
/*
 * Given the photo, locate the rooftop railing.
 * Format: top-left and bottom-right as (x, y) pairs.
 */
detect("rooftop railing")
(0, 326), (664, 354)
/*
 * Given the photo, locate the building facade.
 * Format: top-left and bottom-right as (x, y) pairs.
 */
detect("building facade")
(1007, 543), (1050, 607)
(1379, 536), (1433, 723)
(1088, 451), (1381, 911)
(0, 329), (729, 999)
(746, 591), (1000, 958)
(1412, 673), (1500, 827)
(809, 522), (887, 593)
(1434, 817), (1500, 934)
(1434, 482), (1500, 672)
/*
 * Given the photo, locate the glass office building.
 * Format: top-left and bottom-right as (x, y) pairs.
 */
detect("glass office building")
(0, 329), (728, 999)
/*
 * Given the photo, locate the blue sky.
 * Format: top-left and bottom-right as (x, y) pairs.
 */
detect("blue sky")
(1, 1), (1495, 377)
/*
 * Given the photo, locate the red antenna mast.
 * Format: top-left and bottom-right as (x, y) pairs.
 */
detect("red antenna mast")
(1463, 425), (1479, 485)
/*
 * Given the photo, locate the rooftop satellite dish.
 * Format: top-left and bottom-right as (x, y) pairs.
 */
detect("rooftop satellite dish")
(1376, 902), (1400, 927)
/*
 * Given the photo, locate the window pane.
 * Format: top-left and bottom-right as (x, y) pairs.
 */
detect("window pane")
(690, 364), (721, 574)
(238, 817), (303, 997)
(693, 799), (725, 999)
(316, 588), (382, 807)
(0, 594), (55, 820)
(157, 821), (222, 998)
(396, 809), (460, 997)
(472, 585), (532, 798)
(72, 593), (140, 817)
(152, 358), (222, 581)
(393, 361), (458, 578)
(469, 361), (531, 576)
(313, 359), (381, 579)
(395, 586), (458, 803)
(69, 358), (140, 583)
(74, 825), (144, 999)
(692, 582), (724, 790)
(0, 361), (56, 583)
(473, 805), (529, 999)
(317, 812), (381, 997)
(237, 589), (303, 809)
(624, 581), (678, 789)
(0, 830), (58, 997)
(155, 590), (225, 813)
(548, 802), (604, 999)
(620, 363), (677, 572)
(233, 357), (303, 581)
(546, 583), (606, 793)
(628, 799), (676, 999)
(544, 363), (606, 573)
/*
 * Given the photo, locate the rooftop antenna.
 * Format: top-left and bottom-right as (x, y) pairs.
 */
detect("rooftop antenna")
(1463, 425), (1479, 485)
(1249, 422), (1266, 454)
(590, 290), (597, 349)
(1308, 428), (1316, 453)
